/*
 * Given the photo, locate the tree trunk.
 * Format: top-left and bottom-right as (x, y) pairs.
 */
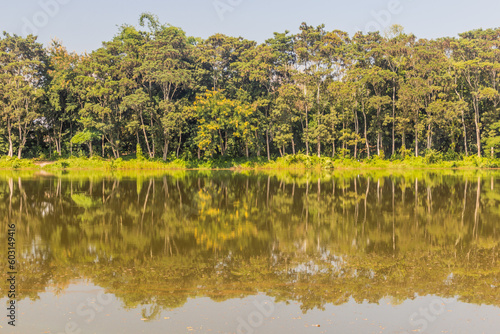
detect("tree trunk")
(163, 138), (169, 161)
(176, 130), (182, 159)
(392, 83), (396, 156)
(265, 104), (271, 161)
(7, 119), (13, 158)
(225, 131), (228, 152)
(342, 121), (346, 157)
(58, 121), (63, 155)
(70, 122), (73, 156)
(377, 107), (381, 156)
(17, 122), (26, 159)
(115, 147), (120, 159)
(473, 98), (481, 158)
(266, 129), (270, 161)
(415, 115), (419, 157)
(305, 105), (309, 156)
(402, 130), (406, 152)
(150, 114), (155, 158)
(317, 84), (321, 158)
(462, 108), (468, 156)
(304, 86), (309, 156)
(427, 123), (432, 150)
(354, 106), (359, 159)
(88, 142), (93, 158)
(111, 146), (117, 159)
(362, 106), (370, 159)
(140, 110), (153, 158)
(255, 130), (260, 157)
(218, 129), (225, 156)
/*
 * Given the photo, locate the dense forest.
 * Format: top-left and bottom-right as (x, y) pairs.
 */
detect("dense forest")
(1, 14), (500, 161)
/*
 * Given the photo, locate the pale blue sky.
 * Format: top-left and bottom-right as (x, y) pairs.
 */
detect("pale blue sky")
(1, 0), (499, 53)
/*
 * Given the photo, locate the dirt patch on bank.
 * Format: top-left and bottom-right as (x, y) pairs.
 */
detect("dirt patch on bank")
(34, 161), (55, 168)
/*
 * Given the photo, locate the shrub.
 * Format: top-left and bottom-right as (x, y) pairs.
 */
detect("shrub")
(424, 149), (443, 164)
(378, 150), (385, 160)
(398, 145), (413, 160)
(136, 144), (145, 160)
(444, 146), (460, 161)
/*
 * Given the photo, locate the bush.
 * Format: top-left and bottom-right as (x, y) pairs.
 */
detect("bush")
(483, 159), (500, 168)
(444, 146), (460, 161)
(380, 150), (386, 160)
(338, 148), (350, 159)
(463, 155), (482, 167)
(0, 156), (37, 169)
(424, 149), (443, 164)
(322, 158), (334, 169)
(398, 145), (413, 160)
(136, 144), (145, 160)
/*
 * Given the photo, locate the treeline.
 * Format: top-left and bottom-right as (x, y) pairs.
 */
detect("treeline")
(0, 14), (499, 160)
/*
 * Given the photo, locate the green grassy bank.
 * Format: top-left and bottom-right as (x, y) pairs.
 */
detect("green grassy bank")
(1, 153), (499, 171)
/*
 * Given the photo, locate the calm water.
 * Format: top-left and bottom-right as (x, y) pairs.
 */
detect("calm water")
(0, 170), (499, 334)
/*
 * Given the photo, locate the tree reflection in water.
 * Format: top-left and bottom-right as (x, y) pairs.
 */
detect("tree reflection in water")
(0, 170), (498, 318)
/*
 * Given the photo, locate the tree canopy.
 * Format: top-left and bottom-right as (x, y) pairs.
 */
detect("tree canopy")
(1, 19), (500, 160)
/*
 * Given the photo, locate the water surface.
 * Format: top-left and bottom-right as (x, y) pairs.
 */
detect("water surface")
(0, 170), (499, 333)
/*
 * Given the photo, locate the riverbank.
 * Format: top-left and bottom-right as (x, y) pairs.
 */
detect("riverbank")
(1, 154), (500, 171)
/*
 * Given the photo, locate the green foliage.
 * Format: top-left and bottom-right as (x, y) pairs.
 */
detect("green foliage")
(136, 144), (145, 160)
(0, 156), (37, 169)
(444, 145), (461, 161)
(272, 154), (335, 170)
(71, 130), (99, 145)
(378, 150), (385, 160)
(398, 145), (413, 160)
(0, 21), (499, 163)
(2, 153), (500, 171)
(484, 121), (500, 158)
(424, 149), (443, 164)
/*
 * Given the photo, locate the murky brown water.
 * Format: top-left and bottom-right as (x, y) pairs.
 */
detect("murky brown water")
(0, 170), (499, 333)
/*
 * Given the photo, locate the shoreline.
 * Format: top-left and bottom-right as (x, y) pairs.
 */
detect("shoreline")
(0, 155), (499, 171)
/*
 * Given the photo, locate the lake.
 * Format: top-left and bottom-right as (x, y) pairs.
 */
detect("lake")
(0, 170), (499, 333)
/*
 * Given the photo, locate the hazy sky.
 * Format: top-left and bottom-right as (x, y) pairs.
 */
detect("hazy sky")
(1, 0), (499, 53)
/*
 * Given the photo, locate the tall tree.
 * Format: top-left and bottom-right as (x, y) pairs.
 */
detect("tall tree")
(139, 22), (193, 159)
(0, 33), (47, 158)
